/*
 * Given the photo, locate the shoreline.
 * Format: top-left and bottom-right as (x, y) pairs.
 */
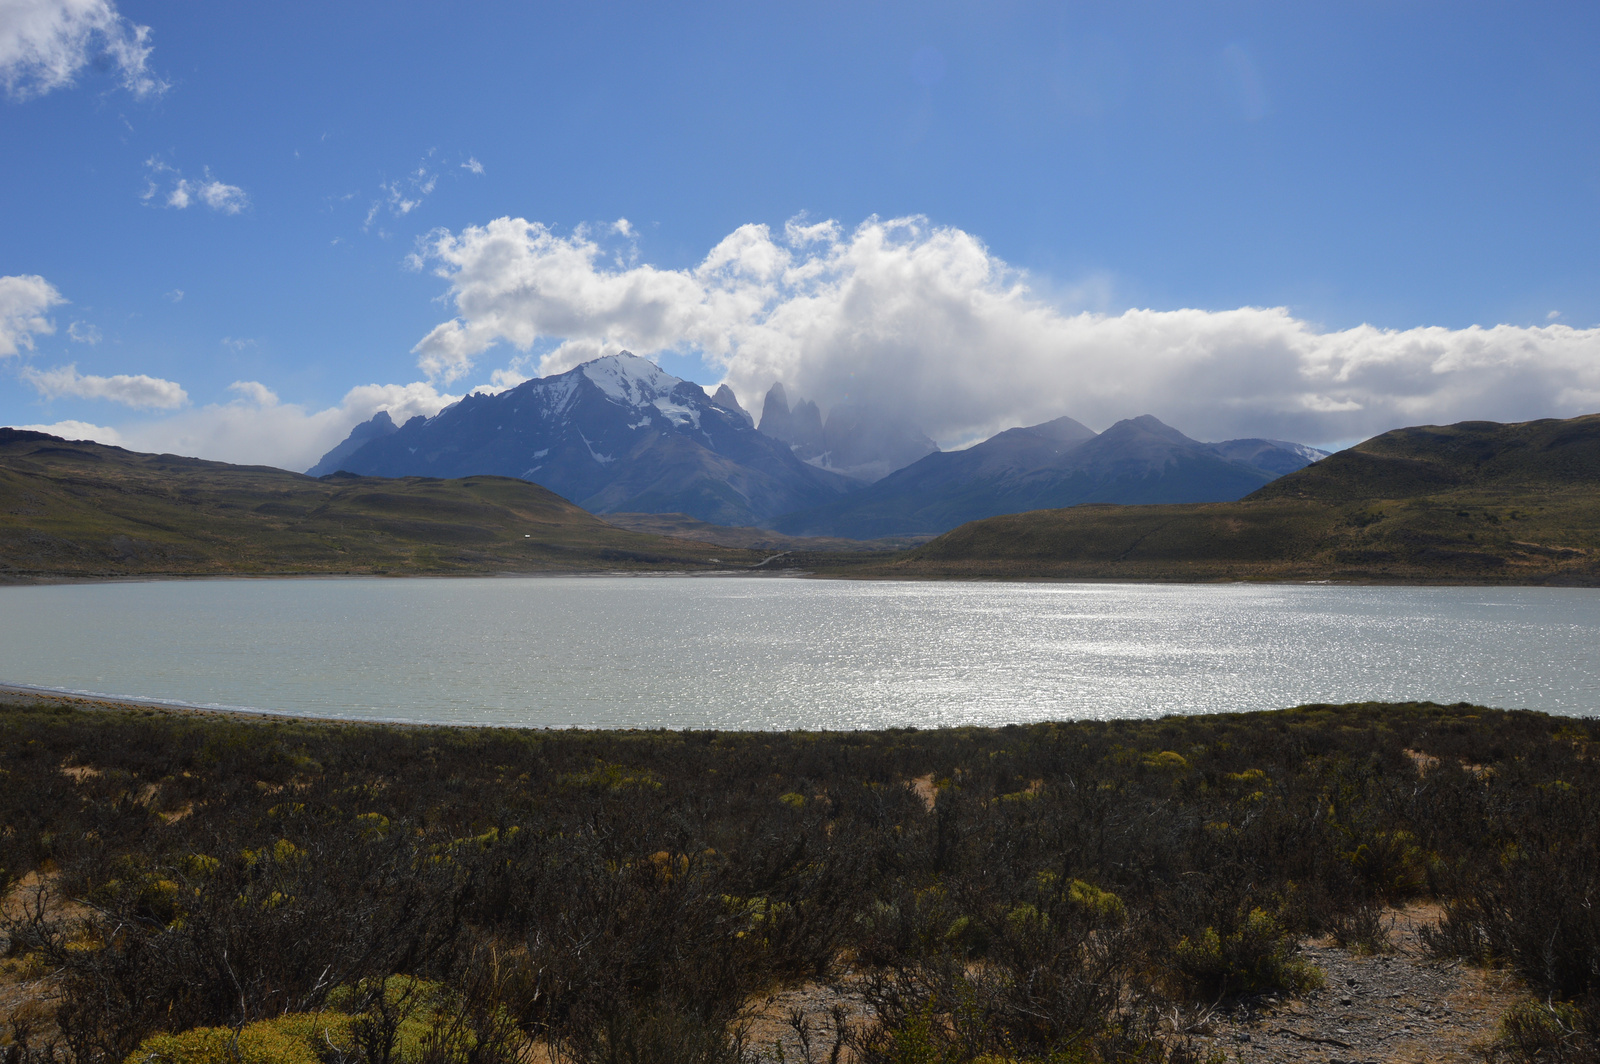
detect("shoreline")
(0, 567), (798, 588)
(0, 681), (359, 727)
(4, 567), (1597, 588)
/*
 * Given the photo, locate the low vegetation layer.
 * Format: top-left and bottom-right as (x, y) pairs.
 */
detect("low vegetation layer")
(855, 414), (1600, 583)
(1, 700), (1596, 1062)
(0, 430), (761, 579)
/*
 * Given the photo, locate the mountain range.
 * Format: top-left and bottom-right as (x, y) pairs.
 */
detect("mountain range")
(770, 414), (1327, 539)
(308, 353), (853, 527)
(6, 412), (1596, 585)
(311, 353), (1326, 536)
(863, 412), (1600, 584)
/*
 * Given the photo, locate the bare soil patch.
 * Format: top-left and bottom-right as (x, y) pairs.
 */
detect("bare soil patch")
(1193, 905), (1522, 1063)
(744, 972), (872, 1063)
(740, 907), (1526, 1064)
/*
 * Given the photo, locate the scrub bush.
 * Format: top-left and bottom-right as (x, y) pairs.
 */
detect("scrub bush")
(0, 699), (1591, 1063)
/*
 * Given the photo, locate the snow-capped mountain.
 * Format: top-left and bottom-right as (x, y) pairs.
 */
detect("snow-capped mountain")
(308, 353), (855, 526)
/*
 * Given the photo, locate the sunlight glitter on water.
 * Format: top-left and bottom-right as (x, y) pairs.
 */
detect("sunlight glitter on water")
(2, 576), (1596, 728)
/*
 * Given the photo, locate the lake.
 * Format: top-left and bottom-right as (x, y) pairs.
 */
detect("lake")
(1, 576), (1596, 729)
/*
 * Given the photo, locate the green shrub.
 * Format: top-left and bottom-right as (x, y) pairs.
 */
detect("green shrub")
(125, 1012), (352, 1064)
(1171, 908), (1323, 999)
(1066, 880), (1126, 927)
(1491, 996), (1600, 1064)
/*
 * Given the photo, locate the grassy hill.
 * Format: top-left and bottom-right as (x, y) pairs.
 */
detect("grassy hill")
(7, 414), (1598, 584)
(0, 429), (764, 579)
(845, 414), (1600, 583)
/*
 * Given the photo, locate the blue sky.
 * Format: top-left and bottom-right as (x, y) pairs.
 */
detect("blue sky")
(3, 1), (1598, 469)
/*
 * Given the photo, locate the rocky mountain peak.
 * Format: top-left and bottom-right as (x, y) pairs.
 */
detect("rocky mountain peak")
(710, 384), (754, 427)
(304, 353), (855, 526)
(577, 351), (684, 406)
(758, 382), (935, 482)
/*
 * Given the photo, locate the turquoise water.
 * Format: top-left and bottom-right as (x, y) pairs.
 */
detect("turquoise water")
(1, 576), (1595, 728)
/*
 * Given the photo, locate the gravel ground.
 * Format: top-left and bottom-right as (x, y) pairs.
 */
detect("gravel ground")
(1191, 906), (1521, 1063)
(744, 974), (873, 1063)
(742, 906), (1524, 1064)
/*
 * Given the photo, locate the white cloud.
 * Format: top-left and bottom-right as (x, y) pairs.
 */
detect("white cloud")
(0, 0), (165, 99)
(364, 155), (445, 232)
(66, 320), (100, 344)
(410, 215), (1600, 446)
(143, 159), (248, 214)
(4, 378), (464, 471)
(12, 419), (126, 446)
(0, 273), (64, 356)
(221, 336), (257, 352)
(193, 176), (248, 213)
(226, 379), (276, 406)
(20, 362), (187, 409)
(164, 288), (184, 303)
(461, 157), (484, 175)
(378, 180), (421, 217)
(19, 364), (187, 409)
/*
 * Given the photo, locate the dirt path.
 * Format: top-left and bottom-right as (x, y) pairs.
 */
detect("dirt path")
(1193, 905), (1522, 1063)
(741, 906), (1524, 1064)
(744, 975), (872, 1063)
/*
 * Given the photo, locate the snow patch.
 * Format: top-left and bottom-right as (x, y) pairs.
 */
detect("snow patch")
(1288, 443), (1331, 463)
(576, 430), (613, 464)
(580, 352), (684, 407)
(538, 373), (583, 417)
(651, 398), (701, 429)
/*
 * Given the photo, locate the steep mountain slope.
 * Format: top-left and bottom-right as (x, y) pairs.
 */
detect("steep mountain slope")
(310, 353), (854, 526)
(773, 414), (1318, 539)
(306, 411), (399, 477)
(0, 429), (761, 579)
(842, 413), (1600, 584)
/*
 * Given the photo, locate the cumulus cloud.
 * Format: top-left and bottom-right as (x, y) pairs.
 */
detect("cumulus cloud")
(12, 419), (126, 445)
(66, 320), (100, 344)
(142, 159), (249, 214)
(0, 273), (64, 356)
(6, 378), (463, 471)
(461, 157), (484, 175)
(20, 362), (188, 409)
(226, 379), (275, 406)
(0, 0), (165, 99)
(410, 214), (1600, 446)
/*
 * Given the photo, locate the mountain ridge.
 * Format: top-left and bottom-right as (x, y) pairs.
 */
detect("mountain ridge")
(833, 412), (1600, 584)
(771, 413), (1325, 539)
(308, 353), (854, 527)
(0, 428), (763, 579)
